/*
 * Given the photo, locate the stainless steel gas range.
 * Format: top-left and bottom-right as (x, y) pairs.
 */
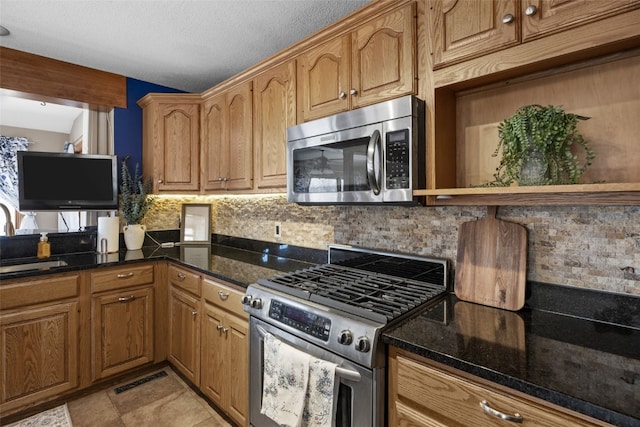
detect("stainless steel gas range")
(242, 245), (449, 427)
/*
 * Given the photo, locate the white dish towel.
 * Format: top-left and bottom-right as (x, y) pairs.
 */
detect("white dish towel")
(304, 356), (338, 427)
(261, 333), (310, 426)
(261, 333), (339, 427)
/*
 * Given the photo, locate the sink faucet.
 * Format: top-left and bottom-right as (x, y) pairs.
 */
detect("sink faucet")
(0, 203), (15, 236)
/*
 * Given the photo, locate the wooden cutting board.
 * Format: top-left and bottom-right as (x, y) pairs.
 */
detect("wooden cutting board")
(455, 206), (527, 311)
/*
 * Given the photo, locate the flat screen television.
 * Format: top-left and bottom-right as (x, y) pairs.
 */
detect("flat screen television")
(18, 151), (118, 211)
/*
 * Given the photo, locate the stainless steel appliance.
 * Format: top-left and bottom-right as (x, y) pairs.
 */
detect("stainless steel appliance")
(243, 245), (449, 426)
(286, 95), (425, 205)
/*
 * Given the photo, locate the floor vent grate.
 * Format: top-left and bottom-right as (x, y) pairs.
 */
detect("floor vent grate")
(114, 370), (168, 394)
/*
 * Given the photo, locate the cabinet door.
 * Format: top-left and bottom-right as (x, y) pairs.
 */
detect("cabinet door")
(200, 303), (226, 408)
(92, 287), (154, 381)
(157, 102), (200, 192)
(254, 60), (296, 190)
(168, 287), (201, 385)
(351, 3), (416, 108)
(202, 93), (229, 191)
(226, 81), (254, 191)
(298, 35), (351, 121)
(0, 302), (78, 411)
(225, 313), (249, 427)
(430, 0), (519, 68)
(521, 0), (640, 42)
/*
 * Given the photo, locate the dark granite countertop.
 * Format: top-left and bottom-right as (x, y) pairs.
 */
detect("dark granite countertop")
(383, 293), (640, 427)
(0, 233), (322, 287)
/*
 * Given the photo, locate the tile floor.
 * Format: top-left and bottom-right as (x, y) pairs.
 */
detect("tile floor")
(67, 367), (233, 427)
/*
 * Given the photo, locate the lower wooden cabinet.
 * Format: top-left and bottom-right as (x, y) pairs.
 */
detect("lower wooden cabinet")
(388, 347), (609, 427)
(0, 274), (80, 415)
(91, 287), (154, 380)
(201, 277), (249, 426)
(168, 284), (201, 386)
(90, 265), (155, 381)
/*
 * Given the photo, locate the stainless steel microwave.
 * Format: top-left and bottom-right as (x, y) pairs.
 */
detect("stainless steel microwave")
(286, 95), (425, 204)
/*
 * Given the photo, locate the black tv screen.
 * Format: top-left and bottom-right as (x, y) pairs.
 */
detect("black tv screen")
(18, 151), (118, 211)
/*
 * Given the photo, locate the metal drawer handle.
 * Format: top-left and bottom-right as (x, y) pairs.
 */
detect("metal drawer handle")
(117, 272), (134, 279)
(480, 400), (523, 423)
(176, 273), (186, 281)
(118, 296), (136, 303)
(218, 290), (229, 300)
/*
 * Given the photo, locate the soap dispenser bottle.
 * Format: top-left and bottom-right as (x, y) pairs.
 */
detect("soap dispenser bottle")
(37, 232), (51, 258)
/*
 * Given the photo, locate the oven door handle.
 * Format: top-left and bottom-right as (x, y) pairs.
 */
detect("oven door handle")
(256, 324), (362, 383)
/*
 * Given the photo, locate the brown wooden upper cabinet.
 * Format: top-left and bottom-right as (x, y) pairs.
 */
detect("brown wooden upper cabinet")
(253, 61), (296, 190)
(201, 81), (253, 192)
(430, 0), (639, 69)
(139, 94), (201, 193)
(297, 3), (416, 122)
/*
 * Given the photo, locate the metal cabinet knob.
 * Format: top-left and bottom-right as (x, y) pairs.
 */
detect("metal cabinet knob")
(525, 5), (538, 16)
(218, 290), (229, 300)
(338, 91), (347, 99)
(502, 13), (515, 24)
(157, 179), (163, 184)
(217, 324), (229, 334)
(191, 311), (198, 318)
(349, 88), (358, 96)
(177, 273), (186, 281)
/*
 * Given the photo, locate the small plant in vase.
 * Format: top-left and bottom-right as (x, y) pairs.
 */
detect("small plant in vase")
(488, 104), (595, 186)
(120, 156), (154, 250)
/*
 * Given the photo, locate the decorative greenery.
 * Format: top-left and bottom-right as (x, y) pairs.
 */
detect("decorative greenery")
(486, 104), (595, 186)
(120, 156), (154, 225)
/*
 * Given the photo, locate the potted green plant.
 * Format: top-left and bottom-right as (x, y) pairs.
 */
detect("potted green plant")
(488, 104), (595, 186)
(120, 156), (154, 250)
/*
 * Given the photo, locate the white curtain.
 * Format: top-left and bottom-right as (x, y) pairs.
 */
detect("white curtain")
(0, 135), (29, 209)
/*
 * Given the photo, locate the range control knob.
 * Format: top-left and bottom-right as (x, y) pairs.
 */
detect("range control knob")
(355, 336), (371, 353)
(250, 298), (263, 309)
(337, 330), (353, 345)
(241, 295), (253, 305)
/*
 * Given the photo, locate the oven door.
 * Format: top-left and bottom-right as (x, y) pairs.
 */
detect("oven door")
(287, 123), (384, 204)
(249, 317), (380, 427)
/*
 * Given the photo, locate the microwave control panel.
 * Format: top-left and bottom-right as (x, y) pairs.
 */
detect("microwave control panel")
(385, 129), (410, 189)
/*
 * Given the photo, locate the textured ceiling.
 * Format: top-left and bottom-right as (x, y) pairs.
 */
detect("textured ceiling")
(0, 0), (371, 93)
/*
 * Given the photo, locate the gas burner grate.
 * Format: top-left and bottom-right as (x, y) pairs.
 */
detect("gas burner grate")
(261, 260), (447, 323)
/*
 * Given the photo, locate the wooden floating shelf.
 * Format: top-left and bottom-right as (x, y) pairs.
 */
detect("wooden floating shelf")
(415, 183), (640, 206)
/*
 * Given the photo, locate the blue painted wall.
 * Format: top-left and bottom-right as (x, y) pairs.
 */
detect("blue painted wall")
(113, 78), (183, 175)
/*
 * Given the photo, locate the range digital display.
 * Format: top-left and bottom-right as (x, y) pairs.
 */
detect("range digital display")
(269, 299), (331, 341)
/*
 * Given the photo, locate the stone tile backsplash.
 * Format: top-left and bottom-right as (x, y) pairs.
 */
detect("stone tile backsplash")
(147, 194), (640, 296)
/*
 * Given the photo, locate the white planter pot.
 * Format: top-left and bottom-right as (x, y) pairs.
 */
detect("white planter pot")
(123, 224), (146, 250)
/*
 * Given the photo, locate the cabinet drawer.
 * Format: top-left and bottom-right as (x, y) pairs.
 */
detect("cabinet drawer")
(91, 264), (154, 293)
(395, 353), (604, 426)
(0, 274), (79, 310)
(168, 264), (201, 297)
(202, 277), (247, 319)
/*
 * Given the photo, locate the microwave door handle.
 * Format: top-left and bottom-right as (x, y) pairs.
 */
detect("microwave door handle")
(255, 324), (362, 383)
(366, 130), (382, 195)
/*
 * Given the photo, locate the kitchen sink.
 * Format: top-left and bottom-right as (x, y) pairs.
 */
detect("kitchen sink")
(0, 259), (69, 274)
